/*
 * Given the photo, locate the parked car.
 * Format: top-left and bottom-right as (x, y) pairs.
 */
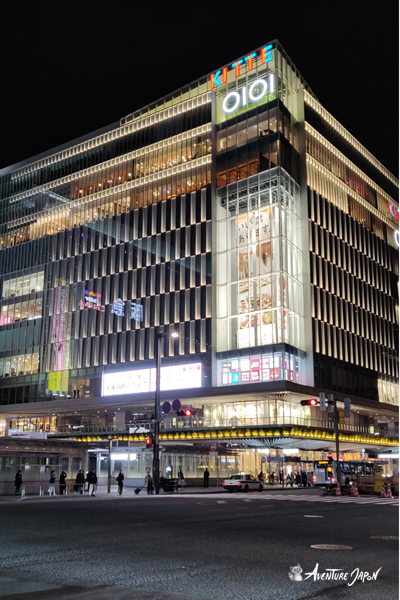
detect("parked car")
(222, 474), (263, 492)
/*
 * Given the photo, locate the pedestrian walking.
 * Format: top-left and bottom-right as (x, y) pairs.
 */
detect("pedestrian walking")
(48, 470), (56, 495)
(286, 473), (294, 487)
(279, 470), (283, 484)
(204, 468), (210, 488)
(302, 471), (307, 487)
(86, 468), (97, 496)
(295, 472), (301, 486)
(59, 471), (67, 495)
(160, 474), (166, 492)
(116, 470), (124, 495)
(14, 470), (22, 495)
(144, 471), (153, 495)
(307, 471), (313, 487)
(75, 469), (85, 495)
(178, 467), (184, 487)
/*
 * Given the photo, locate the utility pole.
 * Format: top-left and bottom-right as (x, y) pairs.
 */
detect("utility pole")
(107, 437), (112, 493)
(153, 331), (163, 495)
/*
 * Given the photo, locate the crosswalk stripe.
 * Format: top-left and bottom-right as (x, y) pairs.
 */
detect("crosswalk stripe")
(167, 492), (398, 506)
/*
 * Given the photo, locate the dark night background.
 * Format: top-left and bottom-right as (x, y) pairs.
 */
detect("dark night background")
(0, 1), (398, 176)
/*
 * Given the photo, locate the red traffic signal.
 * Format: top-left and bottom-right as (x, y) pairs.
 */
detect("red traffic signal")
(176, 409), (196, 416)
(300, 399), (318, 406)
(145, 434), (154, 448)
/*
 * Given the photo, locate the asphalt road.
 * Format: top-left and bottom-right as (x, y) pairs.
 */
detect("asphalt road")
(0, 490), (398, 600)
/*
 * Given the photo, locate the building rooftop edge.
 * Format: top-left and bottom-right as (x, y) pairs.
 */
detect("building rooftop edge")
(0, 121), (119, 177)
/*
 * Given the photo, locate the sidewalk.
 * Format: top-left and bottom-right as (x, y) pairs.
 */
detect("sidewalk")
(0, 484), (319, 503)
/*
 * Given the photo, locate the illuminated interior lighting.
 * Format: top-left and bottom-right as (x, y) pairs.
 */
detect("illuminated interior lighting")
(304, 91), (398, 185)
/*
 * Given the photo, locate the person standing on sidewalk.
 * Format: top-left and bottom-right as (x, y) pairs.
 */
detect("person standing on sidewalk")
(86, 468), (97, 496)
(75, 469), (85, 495)
(144, 471), (153, 495)
(178, 467), (184, 488)
(59, 471), (67, 495)
(116, 470), (124, 495)
(204, 468), (210, 488)
(14, 470), (22, 495)
(307, 471), (313, 487)
(48, 471), (56, 495)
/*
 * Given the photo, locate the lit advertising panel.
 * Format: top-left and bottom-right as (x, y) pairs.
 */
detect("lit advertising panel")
(102, 363), (202, 397)
(102, 369), (151, 397)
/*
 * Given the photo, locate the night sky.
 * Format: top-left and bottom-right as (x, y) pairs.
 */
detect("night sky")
(0, 1), (398, 177)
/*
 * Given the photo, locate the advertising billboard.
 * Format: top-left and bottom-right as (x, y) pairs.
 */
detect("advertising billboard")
(102, 363), (202, 397)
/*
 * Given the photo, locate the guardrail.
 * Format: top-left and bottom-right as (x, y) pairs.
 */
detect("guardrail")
(0, 481), (72, 496)
(57, 423), (152, 434)
(161, 417), (381, 436)
(50, 418), (398, 440)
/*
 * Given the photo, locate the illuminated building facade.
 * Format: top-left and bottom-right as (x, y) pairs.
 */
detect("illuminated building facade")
(0, 40), (398, 447)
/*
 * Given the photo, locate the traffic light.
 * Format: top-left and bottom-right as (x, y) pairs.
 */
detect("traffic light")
(176, 408), (196, 416)
(145, 434), (154, 448)
(300, 399), (318, 406)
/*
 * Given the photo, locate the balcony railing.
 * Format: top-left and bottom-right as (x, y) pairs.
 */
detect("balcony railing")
(161, 417), (377, 435)
(51, 417), (399, 440)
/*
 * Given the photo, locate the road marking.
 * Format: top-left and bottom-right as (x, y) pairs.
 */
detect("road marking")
(311, 544), (352, 550)
(165, 492), (399, 506)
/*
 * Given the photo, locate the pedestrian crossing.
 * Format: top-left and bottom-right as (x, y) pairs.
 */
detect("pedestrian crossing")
(168, 492), (399, 506)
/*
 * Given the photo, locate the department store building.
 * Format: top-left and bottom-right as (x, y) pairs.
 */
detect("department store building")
(0, 41), (398, 477)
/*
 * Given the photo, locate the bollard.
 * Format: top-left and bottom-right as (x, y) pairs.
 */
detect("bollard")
(66, 483), (69, 496)
(21, 485), (25, 499)
(39, 485), (43, 497)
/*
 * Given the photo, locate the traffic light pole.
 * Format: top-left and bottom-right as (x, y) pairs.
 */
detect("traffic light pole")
(334, 397), (341, 490)
(153, 331), (163, 495)
(107, 437), (112, 493)
(328, 394), (341, 490)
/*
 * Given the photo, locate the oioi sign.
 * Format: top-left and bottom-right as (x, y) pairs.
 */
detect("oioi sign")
(222, 75), (275, 114)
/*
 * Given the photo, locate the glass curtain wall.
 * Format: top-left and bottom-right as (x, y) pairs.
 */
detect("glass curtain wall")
(216, 168), (304, 353)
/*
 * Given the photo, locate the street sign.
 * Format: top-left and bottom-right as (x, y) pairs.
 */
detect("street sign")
(210, 443), (217, 452)
(209, 451), (218, 457)
(319, 392), (326, 412)
(162, 401), (171, 413)
(172, 399), (181, 411)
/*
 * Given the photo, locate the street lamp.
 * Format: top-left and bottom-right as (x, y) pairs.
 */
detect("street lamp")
(153, 329), (179, 494)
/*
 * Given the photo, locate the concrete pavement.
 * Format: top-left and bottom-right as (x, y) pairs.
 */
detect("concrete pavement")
(0, 490), (397, 600)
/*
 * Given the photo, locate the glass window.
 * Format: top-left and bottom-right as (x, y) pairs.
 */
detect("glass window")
(10, 356), (18, 377)
(3, 357), (11, 377)
(14, 302), (21, 323)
